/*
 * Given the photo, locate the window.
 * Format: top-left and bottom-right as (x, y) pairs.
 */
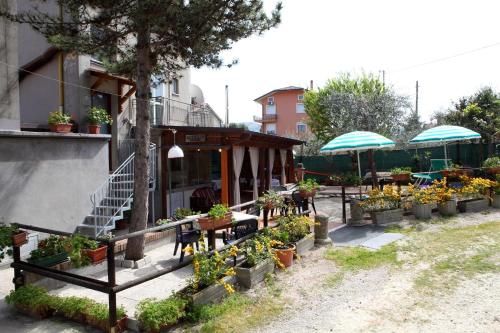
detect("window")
(296, 103), (305, 113)
(151, 76), (164, 97)
(298, 94), (304, 101)
(267, 96), (274, 105)
(297, 122), (307, 133)
(171, 78), (179, 95)
(266, 123), (276, 135)
(266, 104), (276, 114)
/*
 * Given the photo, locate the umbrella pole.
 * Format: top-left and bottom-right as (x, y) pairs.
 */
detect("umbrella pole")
(444, 143), (448, 168)
(357, 151), (362, 198)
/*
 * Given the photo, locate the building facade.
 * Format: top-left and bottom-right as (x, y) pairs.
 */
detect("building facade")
(253, 86), (308, 137)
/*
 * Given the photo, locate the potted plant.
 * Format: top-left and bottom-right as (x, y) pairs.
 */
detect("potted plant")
(85, 302), (127, 332)
(456, 176), (496, 212)
(442, 164), (472, 179)
(264, 228), (295, 268)
(48, 110), (72, 133)
(433, 178), (457, 216)
(81, 238), (108, 264)
(275, 214), (315, 256)
(197, 204), (232, 230)
(87, 107), (112, 134)
(482, 157), (500, 174)
(407, 184), (436, 220)
(5, 285), (57, 319)
(54, 295), (95, 323)
(234, 235), (275, 289)
(298, 178), (319, 198)
(390, 167), (412, 182)
(28, 235), (68, 267)
(359, 185), (403, 225)
(180, 240), (237, 306)
(256, 190), (285, 210)
(135, 296), (187, 333)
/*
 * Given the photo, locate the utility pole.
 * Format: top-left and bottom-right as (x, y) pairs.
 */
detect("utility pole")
(225, 85), (229, 127)
(415, 80), (419, 116)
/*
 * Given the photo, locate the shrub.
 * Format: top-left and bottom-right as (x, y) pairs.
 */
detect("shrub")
(135, 296), (188, 332)
(85, 302), (126, 321)
(341, 172), (362, 186)
(54, 296), (94, 320)
(239, 234), (274, 267)
(5, 285), (58, 313)
(483, 157), (500, 168)
(0, 224), (18, 262)
(275, 215), (314, 243)
(47, 111), (71, 125)
(29, 235), (67, 261)
(87, 107), (112, 125)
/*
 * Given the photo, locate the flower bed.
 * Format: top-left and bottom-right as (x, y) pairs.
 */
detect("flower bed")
(359, 185), (402, 224)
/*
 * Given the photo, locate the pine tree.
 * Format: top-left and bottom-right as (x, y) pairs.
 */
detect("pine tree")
(2, 0), (281, 260)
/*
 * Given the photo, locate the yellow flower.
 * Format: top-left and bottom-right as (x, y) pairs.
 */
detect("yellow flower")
(255, 241), (264, 253)
(223, 282), (235, 294)
(194, 260), (200, 274)
(183, 245), (194, 255)
(270, 240), (283, 247)
(224, 267), (236, 277)
(228, 246), (239, 257)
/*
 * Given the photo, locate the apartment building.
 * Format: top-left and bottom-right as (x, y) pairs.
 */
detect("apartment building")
(253, 86), (308, 136)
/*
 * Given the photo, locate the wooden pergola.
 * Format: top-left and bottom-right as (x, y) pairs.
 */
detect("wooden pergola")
(154, 126), (303, 217)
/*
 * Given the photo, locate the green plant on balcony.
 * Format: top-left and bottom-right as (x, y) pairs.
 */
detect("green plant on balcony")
(87, 107), (112, 125)
(47, 111), (71, 125)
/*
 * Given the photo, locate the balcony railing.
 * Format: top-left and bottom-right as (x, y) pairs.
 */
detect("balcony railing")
(253, 114), (277, 123)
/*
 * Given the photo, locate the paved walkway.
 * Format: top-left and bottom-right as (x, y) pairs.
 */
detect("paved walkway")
(329, 224), (405, 249)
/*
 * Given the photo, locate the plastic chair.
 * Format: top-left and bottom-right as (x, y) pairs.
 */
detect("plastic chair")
(172, 220), (201, 263)
(411, 159), (452, 186)
(222, 219), (258, 245)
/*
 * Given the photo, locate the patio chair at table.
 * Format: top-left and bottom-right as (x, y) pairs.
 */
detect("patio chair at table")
(291, 190), (311, 216)
(222, 218), (258, 265)
(411, 159), (451, 187)
(172, 219), (201, 263)
(245, 204), (261, 217)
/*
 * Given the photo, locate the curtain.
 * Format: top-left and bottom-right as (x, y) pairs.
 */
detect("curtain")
(232, 146), (245, 207)
(249, 147), (259, 200)
(280, 149), (287, 185)
(268, 149), (275, 189)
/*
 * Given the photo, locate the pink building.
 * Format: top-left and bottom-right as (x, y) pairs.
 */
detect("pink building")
(254, 86), (308, 136)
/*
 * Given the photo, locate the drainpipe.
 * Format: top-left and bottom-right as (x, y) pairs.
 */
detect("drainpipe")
(58, 3), (65, 113)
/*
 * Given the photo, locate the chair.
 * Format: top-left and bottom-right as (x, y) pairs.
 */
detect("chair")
(412, 159), (451, 186)
(190, 186), (220, 213)
(245, 204), (261, 217)
(222, 219), (258, 245)
(291, 190), (311, 216)
(173, 220), (201, 263)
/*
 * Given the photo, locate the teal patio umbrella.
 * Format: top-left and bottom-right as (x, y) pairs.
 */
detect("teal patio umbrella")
(409, 125), (481, 167)
(320, 131), (396, 180)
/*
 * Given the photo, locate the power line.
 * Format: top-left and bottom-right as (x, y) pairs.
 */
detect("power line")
(391, 41), (500, 73)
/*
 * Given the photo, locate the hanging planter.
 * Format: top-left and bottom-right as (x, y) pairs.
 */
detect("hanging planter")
(197, 204), (232, 230)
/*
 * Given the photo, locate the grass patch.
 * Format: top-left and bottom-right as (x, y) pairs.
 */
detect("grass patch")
(384, 224), (415, 235)
(323, 272), (344, 288)
(190, 293), (283, 333)
(325, 243), (400, 271)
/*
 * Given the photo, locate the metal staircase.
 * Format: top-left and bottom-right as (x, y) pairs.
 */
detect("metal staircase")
(77, 143), (156, 237)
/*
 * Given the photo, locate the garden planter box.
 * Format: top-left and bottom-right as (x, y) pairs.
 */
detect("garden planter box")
(457, 198), (489, 213)
(28, 252), (68, 267)
(412, 203), (434, 220)
(442, 169), (472, 178)
(88, 315), (128, 333)
(438, 200), (457, 216)
(15, 304), (54, 320)
(294, 234), (315, 256)
(370, 209), (404, 226)
(492, 194), (500, 209)
(12, 231), (28, 246)
(83, 245), (108, 264)
(188, 276), (236, 306)
(391, 173), (410, 182)
(235, 258), (274, 289)
(197, 213), (232, 230)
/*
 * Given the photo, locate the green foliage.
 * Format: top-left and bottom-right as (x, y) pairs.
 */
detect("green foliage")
(239, 235), (273, 267)
(297, 178), (319, 193)
(54, 296), (94, 319)
(174, 207), (199, 220)
(341, 172), (362, 186)
(390, 167), (412, 175)
(0, 224), (18, 262)
(47, 111), (71, 125)
(207, 204), (229, 220)
(87, 107), (112, 125)
(29, 235), (67, 261)
(483, 156), (500, 168)
(256, 190), (285, 210)
(304, 72), (411, 142)
(66, 234), (100, 267)
(325, 243), (399, 271)
(275, 215), (314, 243)
(135, 296), (188, 332)
(5, 285), (58, 312)
(86, 302), (126, 321)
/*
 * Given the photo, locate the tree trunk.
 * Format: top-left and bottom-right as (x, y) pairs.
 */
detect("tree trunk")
(368, 149), (378, 189)
(125, 25), (151, 261)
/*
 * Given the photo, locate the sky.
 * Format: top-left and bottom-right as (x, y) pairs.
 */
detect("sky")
(191, 0), (500, 124)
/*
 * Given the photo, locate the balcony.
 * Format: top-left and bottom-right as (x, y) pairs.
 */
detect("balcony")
(253, 114), (277, 123)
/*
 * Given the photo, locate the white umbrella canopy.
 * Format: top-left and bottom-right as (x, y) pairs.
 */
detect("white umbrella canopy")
(320, 131), (396, 179)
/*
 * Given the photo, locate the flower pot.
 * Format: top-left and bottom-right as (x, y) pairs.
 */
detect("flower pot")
(83, 245), (108, 264)
(412, 203), (434, 220)
(235, 258), (274, 289)
(50, 123), (72, 133)
(438, 200), (457, 216)
(370, 209), (404, 226)
(492, 193), (500, 209)
(391, 173), (410, 182)
(197, 213), (232, 230)
(485, 167), (500, 175)
(88, 124), (101, 134)
(300, 189), (316, 198)
(274, 244), (295, 268)
(457, 198), (489, 213)
(28, 251), (68, 267)
(187, 276), (236, 306)
(12, 231), (28, 246)
(294, 233), (315, 256)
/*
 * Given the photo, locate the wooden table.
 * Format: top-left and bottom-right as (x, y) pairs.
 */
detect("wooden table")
(191, 212), (259, 250)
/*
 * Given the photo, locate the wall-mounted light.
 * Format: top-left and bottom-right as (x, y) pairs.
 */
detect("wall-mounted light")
(168, 129), (184, 159)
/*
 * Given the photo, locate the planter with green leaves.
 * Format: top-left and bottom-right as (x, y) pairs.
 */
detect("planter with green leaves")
(482, 157), (500, 174)
(135, 296), (187, 333)
(87, 107), (112, 134)
(456, 176), (496, 212)
(298, 178), (319, 198)
(275, 215), (315, 256)
(5, 285), (58, 319)
(235, 235), (275, 288)
(390, 167), (412, 182)
(359, 185), (402, 225)
(256, 190), (284, 210)
(85, 302), (127, 332)
(408, 184), (436, 220)
(197, 204), (232, 230)
(432, 178), (457, 216)
(48, 111), (72, 133)
(28, 235), (68, 267)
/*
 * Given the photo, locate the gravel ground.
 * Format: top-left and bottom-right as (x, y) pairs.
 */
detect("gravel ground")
(251, 209), (500, 333)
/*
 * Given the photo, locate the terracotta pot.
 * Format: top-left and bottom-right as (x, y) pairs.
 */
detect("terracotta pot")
(88, 124), (101, 134)
(83, 245), (108, 264)
(197, 212), (232, 230)
(12, 231), (28, 246)
(486, 167), (500, 175)
(274, 244), (295, 268)
(50, 123), (72, 133)
(391, 173), (410, 182)
(299, 189), (316, 198)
